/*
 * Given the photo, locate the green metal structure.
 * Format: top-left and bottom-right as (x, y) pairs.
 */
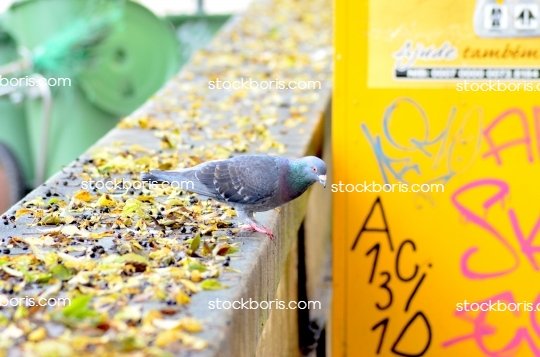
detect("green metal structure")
(0, 0), (231, 213)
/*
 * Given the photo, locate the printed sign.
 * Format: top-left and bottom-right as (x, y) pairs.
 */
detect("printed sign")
(333, 0), (540, 356)
(368, 0), (540, 87)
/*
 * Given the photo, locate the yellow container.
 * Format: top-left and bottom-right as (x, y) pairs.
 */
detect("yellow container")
(333, 0), (540, 356)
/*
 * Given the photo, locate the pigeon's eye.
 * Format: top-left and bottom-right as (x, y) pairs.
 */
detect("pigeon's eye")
(312, 167), (317, 172)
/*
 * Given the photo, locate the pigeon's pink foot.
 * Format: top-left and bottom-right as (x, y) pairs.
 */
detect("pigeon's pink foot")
(240, 221), (274, 240)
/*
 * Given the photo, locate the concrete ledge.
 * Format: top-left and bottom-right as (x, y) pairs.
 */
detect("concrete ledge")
(0, 0), (332, 355)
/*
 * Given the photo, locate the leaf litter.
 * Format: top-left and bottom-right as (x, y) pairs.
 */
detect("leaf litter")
(0, 0), (331, 354)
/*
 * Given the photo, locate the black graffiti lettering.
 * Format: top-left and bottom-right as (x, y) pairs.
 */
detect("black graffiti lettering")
(351, 197), (394, 251)
(371, 317), (389, 355)
(357, 199), (431, 355)
(396, 239), (418, 282)
(391, 312), (432, 357)
(366, 243), (381, 283)
(376, 271), (393, 310)
(405, 273), (426, 312)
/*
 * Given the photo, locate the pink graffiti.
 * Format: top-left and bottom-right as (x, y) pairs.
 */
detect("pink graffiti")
(452, 177), (540, 278)
(533, 107), (540, 157)
(509, 210), (540, 271)
(443, 292), (540, 356)
(447, 107), (540, 356)
(451, 179), (519, 279)
(482, 108), (534, 165)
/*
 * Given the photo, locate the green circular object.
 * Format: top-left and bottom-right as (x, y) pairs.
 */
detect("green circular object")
(4, 0), (179, 117)
(77, 2), (180, 116)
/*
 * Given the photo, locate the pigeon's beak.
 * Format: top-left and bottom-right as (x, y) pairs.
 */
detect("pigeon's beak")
(318, 175), (327, 188)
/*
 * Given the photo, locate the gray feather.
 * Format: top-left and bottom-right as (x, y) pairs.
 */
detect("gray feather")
(141, 155), (327, 214)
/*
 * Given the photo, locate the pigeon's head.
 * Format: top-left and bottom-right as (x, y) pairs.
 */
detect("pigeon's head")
(298, 156), (327, 188)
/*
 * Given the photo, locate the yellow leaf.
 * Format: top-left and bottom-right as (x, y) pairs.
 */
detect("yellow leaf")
(30, 340), (73, 357)
(177, 331), (208, 350)
(120, 253), (150, 266)
(73, 190), (94, 202)
(200, 224), (218, 235)
(76, 172), (92, 181)
(129, 240), (144, 251)
(154, 330), (177, 348)
(190, 270), (202, 282)
(190, 232), (201, 252)
(175, 291), (191, 305)
(15, 209), (35, 219)
(24, 197), (46, 208)
(28, 327), (47, 342)
(165, 197), (187, 206)
(39, 213), (62, 225)
(180, 279), (200, 293)
(97, 194), (116, 207)
(122, 198), (144, 217)
(136, 195), (155, 203)
(200, 279), (228, 290)
(87, 231), (113, 239)
(181, 318), (203, 333)
(129, 144), (151, 153)
(142, 309), (163, 327)
(149, 248), (173, 262)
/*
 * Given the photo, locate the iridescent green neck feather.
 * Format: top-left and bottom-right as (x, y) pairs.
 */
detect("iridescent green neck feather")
(286, 161), (314, 199)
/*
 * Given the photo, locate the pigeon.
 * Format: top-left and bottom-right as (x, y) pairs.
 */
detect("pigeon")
(140, 155), (327, 239)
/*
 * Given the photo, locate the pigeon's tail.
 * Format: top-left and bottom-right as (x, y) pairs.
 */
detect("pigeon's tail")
(141, 170), (191, 185)
(141, 169), (210, 195)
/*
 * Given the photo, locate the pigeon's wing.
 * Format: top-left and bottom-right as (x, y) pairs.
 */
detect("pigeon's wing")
(195, 156), (280, 204)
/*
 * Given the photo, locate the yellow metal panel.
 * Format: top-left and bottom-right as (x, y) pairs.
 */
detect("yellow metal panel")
(333, 0), (540, 356)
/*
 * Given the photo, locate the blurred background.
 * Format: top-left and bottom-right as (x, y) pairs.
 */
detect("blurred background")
(0, 0), (251, 213)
